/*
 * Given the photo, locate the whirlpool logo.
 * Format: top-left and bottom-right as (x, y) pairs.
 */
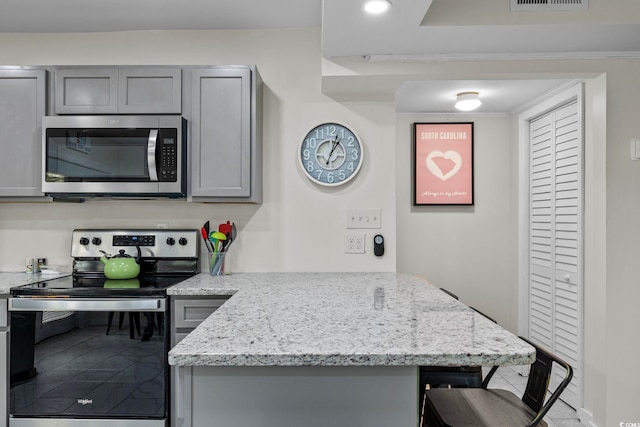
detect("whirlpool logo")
(77, 399), (93, 405)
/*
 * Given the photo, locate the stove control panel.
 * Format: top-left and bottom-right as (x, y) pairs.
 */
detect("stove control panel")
(71, 229), (198, 259)
(113, 235), (156, 247)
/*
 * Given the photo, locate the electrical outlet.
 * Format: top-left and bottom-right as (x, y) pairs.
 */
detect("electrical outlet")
(346, 208), (382, 229)
(345, 233), (366, 254)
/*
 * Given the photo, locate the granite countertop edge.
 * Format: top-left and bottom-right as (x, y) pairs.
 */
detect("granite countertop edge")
(167, 272), (536, 368)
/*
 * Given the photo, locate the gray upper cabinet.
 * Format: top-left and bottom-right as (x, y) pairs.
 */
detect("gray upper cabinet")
(0, 68), (47, 198)
(189, 66), (262, 203)
(54, 68), (117, 114)
(55, 67), (181, 114)
(118, 68), (182, 114)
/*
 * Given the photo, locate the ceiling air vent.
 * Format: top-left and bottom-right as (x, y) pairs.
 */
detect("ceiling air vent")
(510, 0), (588, 11)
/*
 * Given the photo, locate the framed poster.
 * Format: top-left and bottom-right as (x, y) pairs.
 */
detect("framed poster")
(413, 122), (474, 205)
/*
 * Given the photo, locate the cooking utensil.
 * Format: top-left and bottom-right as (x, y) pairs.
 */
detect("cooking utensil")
(218, 221), (232, 236)
(218, 221), (232, 251)
(209, 231), (227, 252)
(227, 222), (238, 250)
(220, 221), (237, 253)
(201, 227), (214, 254)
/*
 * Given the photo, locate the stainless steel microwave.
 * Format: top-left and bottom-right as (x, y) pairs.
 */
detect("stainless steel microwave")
(42, 115), (186, 198)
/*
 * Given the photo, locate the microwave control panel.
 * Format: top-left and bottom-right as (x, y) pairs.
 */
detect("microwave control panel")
(158, 129), (178, 182)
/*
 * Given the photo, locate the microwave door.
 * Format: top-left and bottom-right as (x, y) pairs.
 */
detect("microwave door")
(43, 126), (161, 195)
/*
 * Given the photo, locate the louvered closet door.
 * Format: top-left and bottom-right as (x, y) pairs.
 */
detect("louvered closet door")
(528, 100), (582, 408)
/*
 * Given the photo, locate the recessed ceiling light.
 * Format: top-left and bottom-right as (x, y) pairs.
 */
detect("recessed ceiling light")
(455, 92), (482, 111)
(364, 0), (392, 14)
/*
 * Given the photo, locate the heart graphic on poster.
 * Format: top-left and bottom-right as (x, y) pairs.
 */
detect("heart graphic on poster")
(426, 150), (462, 181)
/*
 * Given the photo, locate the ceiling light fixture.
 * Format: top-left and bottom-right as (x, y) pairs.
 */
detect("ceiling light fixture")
(455, 92), (482, 111)
(364, 0), (392, 14)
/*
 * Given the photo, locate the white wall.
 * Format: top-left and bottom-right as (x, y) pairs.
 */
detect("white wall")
(582, 74), (608, 427)
(600, 63), (640, 427)
(395, 114), (518, 329)
(0, 28), (396, 273)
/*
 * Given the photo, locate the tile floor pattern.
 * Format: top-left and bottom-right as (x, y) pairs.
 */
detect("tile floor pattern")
(487, 366), (587, 427)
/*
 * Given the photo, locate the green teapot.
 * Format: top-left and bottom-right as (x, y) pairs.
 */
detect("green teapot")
(100, 246), (141, 280)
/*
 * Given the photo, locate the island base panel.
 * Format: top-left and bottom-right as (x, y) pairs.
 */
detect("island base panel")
(180, 365), (418, 427)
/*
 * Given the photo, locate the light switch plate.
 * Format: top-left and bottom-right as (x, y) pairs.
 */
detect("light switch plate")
(346, 209), (382, 229)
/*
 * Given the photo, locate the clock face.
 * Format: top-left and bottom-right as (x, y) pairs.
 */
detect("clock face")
(298, 122), (363, 187)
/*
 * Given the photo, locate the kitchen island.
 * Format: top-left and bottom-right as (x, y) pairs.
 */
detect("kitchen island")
(168, 273), (535, 427)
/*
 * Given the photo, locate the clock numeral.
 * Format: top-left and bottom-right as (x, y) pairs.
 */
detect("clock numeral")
(346, 136), (355, 146)
(305, 137), (317, 149)
(327, 172), (335, 183)
(347, 162), (355, 172)
(339, 170), (346, 181)
(351, 150), (359, 161)
(315, 170), (323, 180)
(323, 125), (337, 138)
(306, 161), (314, 172)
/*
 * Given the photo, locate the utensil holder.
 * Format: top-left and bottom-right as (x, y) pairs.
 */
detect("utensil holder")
(208, 252), (228, 276)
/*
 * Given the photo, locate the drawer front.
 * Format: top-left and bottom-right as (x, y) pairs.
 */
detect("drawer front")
(173, 298), (226, 329)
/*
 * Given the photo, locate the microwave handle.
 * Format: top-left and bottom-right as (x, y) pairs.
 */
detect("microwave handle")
(148, 129), (159, 181)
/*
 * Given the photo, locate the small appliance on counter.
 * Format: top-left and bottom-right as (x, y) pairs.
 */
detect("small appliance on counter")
(8, 228), (199, 427)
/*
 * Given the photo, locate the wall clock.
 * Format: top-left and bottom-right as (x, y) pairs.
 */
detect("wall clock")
(298, 122), (364, 187)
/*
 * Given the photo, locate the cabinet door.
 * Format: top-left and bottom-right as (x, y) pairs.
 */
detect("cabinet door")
(55, 68), (118, 114)
(118, 68), (182, 114)
(190, 68), (252, 198)
(0, 69), (47, 197)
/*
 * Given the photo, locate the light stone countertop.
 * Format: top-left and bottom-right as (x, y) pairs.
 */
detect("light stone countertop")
(168, 272), (535, 368)
(0, 271), (71, 295)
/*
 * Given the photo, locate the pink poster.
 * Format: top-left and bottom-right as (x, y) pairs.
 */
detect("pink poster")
(414, 122), (474, 205)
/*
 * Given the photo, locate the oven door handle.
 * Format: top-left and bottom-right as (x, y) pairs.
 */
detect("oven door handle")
(9, 298), (165, 312)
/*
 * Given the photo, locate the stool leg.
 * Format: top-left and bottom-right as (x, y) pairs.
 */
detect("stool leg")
(133, 313), (141, 337)
(129, 313), (135, 339)
(156, 313), (164, 334)
(106, 312), (115, 335)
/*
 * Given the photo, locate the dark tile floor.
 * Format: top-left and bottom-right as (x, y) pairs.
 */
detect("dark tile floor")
(10, 319), (166, 418)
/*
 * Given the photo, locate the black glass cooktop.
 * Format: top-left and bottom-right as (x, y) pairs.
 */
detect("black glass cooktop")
(11, 274), (194, 298)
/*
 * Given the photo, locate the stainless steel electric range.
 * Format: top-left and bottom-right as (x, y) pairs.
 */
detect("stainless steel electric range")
(8, 229), (199, 427)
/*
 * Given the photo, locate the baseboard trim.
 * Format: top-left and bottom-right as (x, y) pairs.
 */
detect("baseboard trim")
(577, 407), (597, 427)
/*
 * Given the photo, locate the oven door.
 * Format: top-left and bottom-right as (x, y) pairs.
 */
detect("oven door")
(42, 115), (185, 197)
(8, 297), (168, 427)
